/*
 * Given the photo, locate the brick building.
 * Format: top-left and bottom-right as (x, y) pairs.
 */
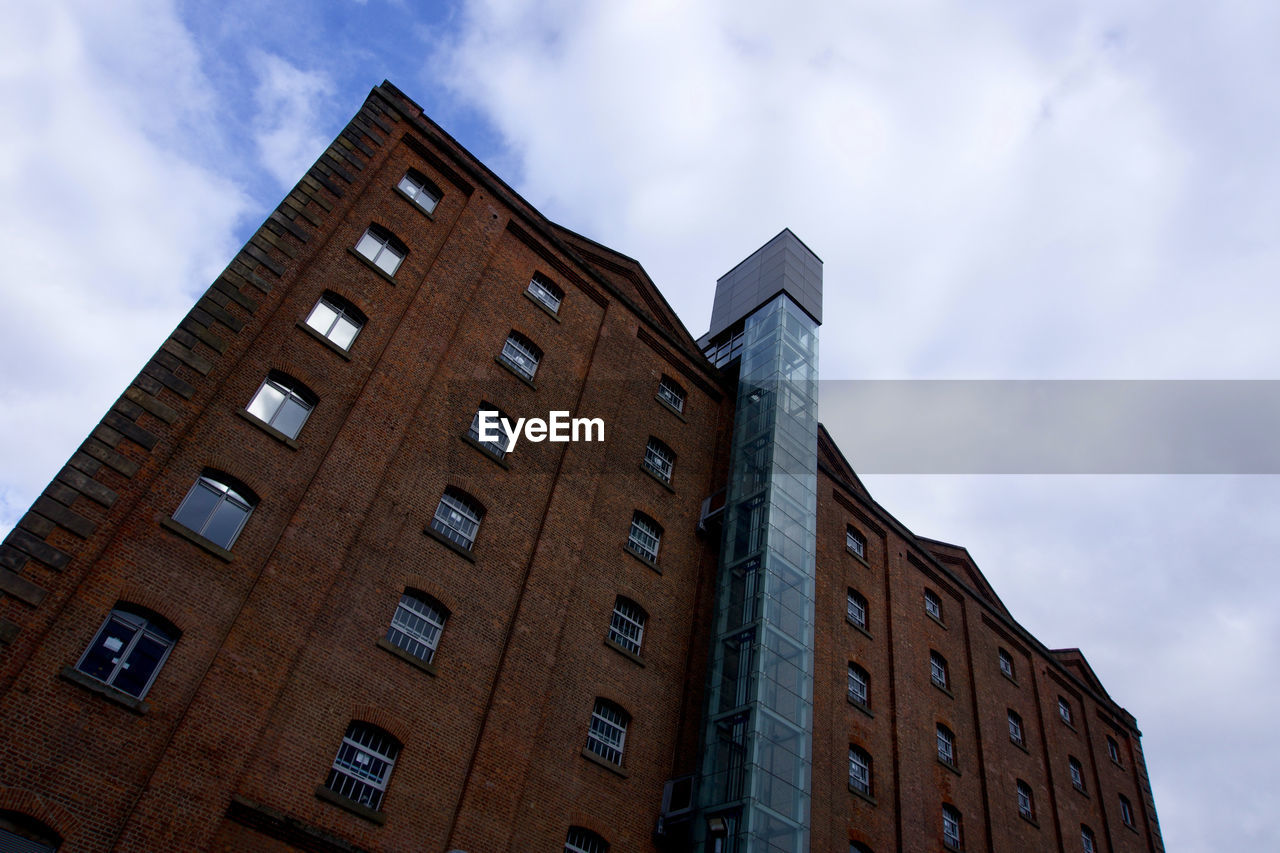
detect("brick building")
(0, 82), (1162, 853)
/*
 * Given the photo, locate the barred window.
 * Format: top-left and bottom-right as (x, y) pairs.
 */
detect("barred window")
(608, 597), (647, 654)
(998, 647), (1015, 679)
(846, 526), (866, 558)
(468, 404), (514, 458)
(324, 722), (400, 811)
(500, 330), (542, 380)
(1008, 709), (1024, 746)
(848, 745), (872, 796)
(354, 225), (406, 276)
(657, 375), (685, 412)
(431, 487), (484, 550)
(1069, 756), (1086, 792)
(1081, 825), (1097, 853)
(397, 169), (441, 214)
(930, 650), (949, 690)
(75, 605), (178, 699)
(1059, 696), (1074, 725)
(627, 512), (662, 563)
(643, 437), (675, 484)
(942, 804), (963, 850)
(172, 471), (256, 549)
(564, 826), (609, 853)
(586, 699), (628, 766)
(1119, 794), (1135, 827)
(924, 588), (942, 621)
(0, 812), (61, 852)
(305, 292), (365, 350)
(527, 273), (564, 314)
(937, 723), (956, 767)
(847, 662), (869, 708)
(847, 588), (868, 630)
(385, 591), (448, 663)
(1017, 780), (1035, 820)
(246, 372), (316, 439)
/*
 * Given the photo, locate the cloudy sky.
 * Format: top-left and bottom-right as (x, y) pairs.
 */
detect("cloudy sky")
(2, 1), (1278, 849)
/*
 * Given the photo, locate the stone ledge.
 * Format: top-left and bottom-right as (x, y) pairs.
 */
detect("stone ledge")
(314, 786), (386, 826)
(159, 517), (234, 562)
(59, 666), (149, 715)
(423, 525), (476, 562)
(376, 637), (438, 677)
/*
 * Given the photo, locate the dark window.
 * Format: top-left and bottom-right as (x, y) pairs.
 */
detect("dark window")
(643, 437), (676, 483)
(431, 487), (485, 550)
(1017, 780), (1035, 821)
(848, 745), (873, 796)
(586, 699), (629, 765)
(848, 662), (870, 708)
(468, 404), (514, 458)
(924, 588), (942, 621)
(1058, 696), (1074, 725)
(627, 512), (662, 563)
(1008, 709), (1025, 745)
(172, 471), (256, 549)
(943, 804), (963, 850)
(608, 597), (647, 654)
(1107, 735), (1122, 764)
(937, 723), (956, 767)
(564, 826), (609, 853)
(324, 722), (400, 811)
(998, 647), (1014, 678)
(846, 526), (866, 558)
(1069, 756), (1086, 792)
(657, 375), (685, 412)
(930, 650), (949, 690)
(75, 606), (177, 699)
(527, 272), (564, 314)
(0, 811), (61, 852)
(847, 588), (868, 630)
(500, 330), (542, 380)
(1081, 825), (1097, 853)
(385, 590), (448, 663)
(1120, 794), (1135, 827)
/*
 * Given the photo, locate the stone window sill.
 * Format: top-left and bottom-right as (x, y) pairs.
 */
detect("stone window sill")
(314, 785), (386, 825)
(847, 618), (874, 641)
(60, 666), (149, 714)
(1019, 812), (1040, 828)
(939, 758), (961, 777)
(1001, 670), (1019, 687)
(848, 697), (874, 719)
(236, 409), (300, 450)
(523, 289), (563, 323)
(376, 637), (438, 677)
(394, 186), (437, 221)
(847, 546), (870, 568)
(159, 517), (233, 562)
(1011, 737), (1029, 754)
(640, 463), (676, 493)
(848, 784), (876, 806)
(604, 637), (645, 667)
(495, 356), (537, 390)
(932, 681), (955, 700)
(927, 611), (948, 630)
(656, 395), (687, 422)
(424, 526), (476, 562)
(295, 321), (354, 360)
(461, 434), (510, 469)
(346, 247), (397, 284)
(581, 748), (629, 778)
(623, 543), (661, 574)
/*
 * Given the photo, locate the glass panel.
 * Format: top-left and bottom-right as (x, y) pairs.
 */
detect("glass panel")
(172, 480), (219, 533)
(272, 396), (311, 438)
(306, 300), (339, 335)
(204, 499), (248, 548)
(111, 632), (168, 697)
(375, 247), (402, 275)
(79, 616), (140, 682)
(355, 232), (382, 260)
(247, 382), (285, 424)
(330, 315), (359, 349)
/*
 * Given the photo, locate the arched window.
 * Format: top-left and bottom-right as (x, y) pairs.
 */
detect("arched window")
(75, 604), (179, 699)
(324, 722), (401, 811)
(998, 647), (1015, 679)
(924, 588), (943, 621)
(431, 487), (485, 551)
(172, 470), (257, 549)
(527, 272), (564, 314)
(847, 662), (869, 708)
(627, 512), (662, 563)
(386, 590), (448, 663)
(1081, 825), (1097, 853)
(1069, 755), (1086, 792)
(847, 588), (868, 630)
(608, 596), (647, 655)
(930, 650), (949, 690)
(564, 826), (609, 853)
(846, 525), (866, 558)
(643, 437), (676, 484)
(657, 375), (685, 413)
(0, 811), (61, 852)
(848, 745), (873, 796)
(1008, 709), (1025, 746)
(1016, 779), (1035, 820)
(246, 371), (317, 439)
(585, 699), (629, 766)
(942, 804), (963, 850)
(499, 330), (542, 380)
(937, 723), (957, 767)
(304, 291), (365, 350)
(397, 169), (442, 214)
(354, 224), (407, 276)
(850, 843), (873, 853)
(468, 403), (514, 458)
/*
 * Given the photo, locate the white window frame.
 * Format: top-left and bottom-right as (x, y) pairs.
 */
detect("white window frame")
(657, 375), (685, 413)
(354, 225), (405, 276)
(930, 651), (949, 690)
(172, 474), (254, 549)
(1081, 826), (1096, 853)
(1107, 736), (1121, 764)
(431, 489), (483, 550)
(627, 513), (662, 563)
(586, 699), (628, 766)
(246, 375), (314, 439)
(1059, 697), (1074, 725)
(325, 723), (400, 811)
(564, 826), (609, 853)
(846, 526), (866, 558)
(848, 746), (871, 795)
(467, 406), (513, 458)
(643, 437), (675, 484)
(305, 294), (363, 350)
(500, 331), (542, 380)
(386, 591), (447, 663)
(1119, 795), (1134, 827)
(1070, 757), (1085, 791)
(848, 663), (869, 708)
(925, 589), (942, 621)
(937, 724), (956, 766)
(1008, 710), (1024, 745)
(397, 170), (440, 214)
(527, 273), (564, 314)
(943, 805), (963, 850)
(1017, 781), (1034, 820)
(847, 589), (867, 629)
(999, 648), (1014, 678)
(75, 607), (176, 699)
(608, 597), (646, 654)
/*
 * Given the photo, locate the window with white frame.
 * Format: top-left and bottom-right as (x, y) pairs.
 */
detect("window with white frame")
(1069, 756), (1086, 792)
(848, 745), (872, 796)
(353, 225), (406, 276)
(627, 512), (662, 563)
(305, 292), (365, 350)
(564, 826), (609, 853)
(924, 588), (943, 621)
(1008, 709), (1024, 746)
(385, 590), (448, 664)
(930, 650), (949, 690)
(431, 487), (484, 551)
(585, 699), (628, 766)
(1107, 735), (1122, 765)
(1017, 780), (1035, 821)
(499, 330), (542, 381)
(1119, 794), (1135, 827)
(942, 804), (963, 850)
(1081, 825), (1097, 853)
(171, 471), (256, 549)
(527, 272), (564, 314)
(848, 662), (869, 708)
(657, 375), (685, 413)
(397, 169), (441, 214)
(467, 404), (513, 458)
(937, 723), (956, 767)
(608, 597), (646, 655)
(847, 588), (868, 630)
(846, 525), (866, 558)
(998, 647), (1015, 679)
(324, 722), (400, 811)
(643, 437), (675, 484)
(75, 606), (177, 699)
(245, 372), (316, 439)
(1059, 696), (1074, 725)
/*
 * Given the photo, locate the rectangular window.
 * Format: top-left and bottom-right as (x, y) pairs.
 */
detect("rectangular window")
(1008, 710), (1024, 745)
(930, 651), (949, 690)
(848, 747), (871, 795)
(999, 648), (1014, 679)
(1069, 756), (1085, 792)
(1059, 696), (1074, 725)
(1120, 795), (1135, 827)
(847, 589), (867, 629)
(937, 725), (955, 766)
(1107, 735), (1122, 765)
(847, 663), (869, 707)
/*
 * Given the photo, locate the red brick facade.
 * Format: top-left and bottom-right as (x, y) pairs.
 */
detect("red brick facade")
(0, 82), (1161, 853)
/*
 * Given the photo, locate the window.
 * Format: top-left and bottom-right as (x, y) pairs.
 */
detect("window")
(1119, 794), (1135, 827)
(657, 375), (685, 413)
(1058, 696), (1074, 725)
(930, 650), (949, 690)
(1107, 735), (1122, 764)
(467, 404), (513, 458)
(499, 330), (542, 381)
(608, 597), (646, 654)
(354, 225), (406, 276)
(998, 647), (1014, 679)
(627, 512), (662, 563)
(847, 588), (868, 630)
(565, 826), (609, 853)
(75, 606), (177, 699)
(942, 804), (963, 850)
(1081, 825), (1097, 853)
(850, 844), (873, 853)
(397, 169), (441, 214)
(936, 723), (956, 767)
(431, 487), (484, 551)
(1016, 780), (1035, 821)
(172, 472), (256, 549)
(643, 437), (676, 484)
(1008, 710), (1024, 746)
(846, 525), (866, 558)
(848, 745), (873, 796)
(324, 722), (400, 811)
(847, 662), (869, 708)
(586, 699), (628, 765)
(924, 588), (942, 621)
(245, 372), (316, 439)
(305, 292), (365, 350)
(1069, 756), (1086, 792)
(385, 590), (448, 664)
(527, 272), (564, 314)
(0, 811), (61, 852)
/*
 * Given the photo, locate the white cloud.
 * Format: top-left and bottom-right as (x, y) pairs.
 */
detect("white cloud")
(0, 0), (249, 532)
(250, 53), (336, 188)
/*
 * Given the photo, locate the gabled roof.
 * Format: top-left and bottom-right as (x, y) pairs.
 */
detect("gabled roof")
(915, 537), (1009, 617)
(1051, 648), (1117, 707)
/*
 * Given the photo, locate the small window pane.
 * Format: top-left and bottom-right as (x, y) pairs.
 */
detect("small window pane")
(355, 231), (384, 259)
(306, 295), (364, 350)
